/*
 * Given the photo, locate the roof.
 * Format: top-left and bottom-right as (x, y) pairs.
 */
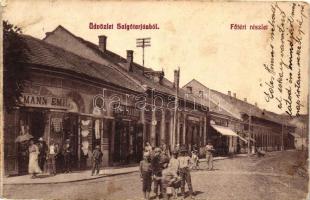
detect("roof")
(17, 34), (145, 93)
(184, 79), (294, 126)
(44, 25), (204, 106)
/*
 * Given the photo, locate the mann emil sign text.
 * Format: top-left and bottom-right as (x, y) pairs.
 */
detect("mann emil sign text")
(20, 94), (69, 109)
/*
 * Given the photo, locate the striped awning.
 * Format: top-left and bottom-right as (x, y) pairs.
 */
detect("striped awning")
(211, 124), (239, 137)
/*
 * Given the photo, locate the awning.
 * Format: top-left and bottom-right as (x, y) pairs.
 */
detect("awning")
(211, 124), (239, 137)
(289, 132), (300, 138)
(238, 135), (248, 142)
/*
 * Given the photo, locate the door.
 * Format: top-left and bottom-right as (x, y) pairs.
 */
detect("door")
(4, 109), (19, 175)
(63, 113), (79, 168)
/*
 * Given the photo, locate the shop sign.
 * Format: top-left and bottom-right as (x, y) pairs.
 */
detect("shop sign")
(20, 93), (70, 109)
(113, 104), (140, 119)
(188, 116), (200, 122)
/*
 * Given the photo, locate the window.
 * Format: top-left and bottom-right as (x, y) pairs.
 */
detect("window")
(199, 90), (204, 98)
(186, 86), (192, 94)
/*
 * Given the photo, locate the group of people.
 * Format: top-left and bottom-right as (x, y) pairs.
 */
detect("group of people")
(140, 141), (215, 200)
(27, 138), (74, 178)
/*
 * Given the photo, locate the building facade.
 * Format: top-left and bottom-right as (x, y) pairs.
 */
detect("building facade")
(183, 79), (295, 155)
(4, 28), (208, 176)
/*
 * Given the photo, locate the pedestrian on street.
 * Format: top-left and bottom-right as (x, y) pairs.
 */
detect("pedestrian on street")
(151, 147), (164, 200)
(191, 149), (199, 170)
(178, 146), (194, 199)
(91, 145), (103, 176)
(145, 142), (153, 154)
(48, 139), (58, 176)
(161, 161), (181, 200)
(205, 141), (215, 170)
(140, 151), (152, 200)
(28, 139), (42, 178)
(168, 150), (179, 175)
(63, 139), (73, 173)
(168, 150), (180, 198)
(38, 137), (48, 172)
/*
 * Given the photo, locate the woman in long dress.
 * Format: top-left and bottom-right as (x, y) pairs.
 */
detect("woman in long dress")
(28, 139), (42, 178)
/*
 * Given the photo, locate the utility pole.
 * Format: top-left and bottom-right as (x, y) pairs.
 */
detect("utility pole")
(136, 38), (151, 69)
(281, 121), (284, 151)
(172, 68), (180, 150)
(248, 113), (251, 156)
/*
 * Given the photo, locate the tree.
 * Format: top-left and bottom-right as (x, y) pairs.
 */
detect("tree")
(3, 21), (29, 112)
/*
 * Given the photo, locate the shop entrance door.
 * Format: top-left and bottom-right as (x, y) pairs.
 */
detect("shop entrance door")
(114, 120), (141, 165)
(63, 113), (79, 169)
(18, 110), (46, 174)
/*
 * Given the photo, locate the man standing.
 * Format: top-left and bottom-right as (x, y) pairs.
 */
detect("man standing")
(178, 146), (194, 199)
(38, 137), (47, 172)
(63, 139), (73, 173)
(205, 141), (215, 170)
(91, 145), (103, 176)
(151, 147), (164, 200)
(48, 139), (58, 176)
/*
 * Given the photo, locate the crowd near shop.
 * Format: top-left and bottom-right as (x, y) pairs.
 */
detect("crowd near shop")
(4, 25), (297, 178)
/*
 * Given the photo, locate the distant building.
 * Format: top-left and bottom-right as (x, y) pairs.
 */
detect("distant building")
(183, 79), (296, 155)
(288, 115), (308, 150)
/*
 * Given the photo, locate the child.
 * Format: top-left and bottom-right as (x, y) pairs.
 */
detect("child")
(140, 152), (152, 200)
(178, 147), (194, 199)
(91, 145), (103, 176)
(162, 162), (183, 200)
(191, 150), (199, 170)
(168, 150), (181, 198)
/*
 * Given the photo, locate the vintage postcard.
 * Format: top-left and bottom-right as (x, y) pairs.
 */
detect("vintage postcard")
(1, 0), (309, 200)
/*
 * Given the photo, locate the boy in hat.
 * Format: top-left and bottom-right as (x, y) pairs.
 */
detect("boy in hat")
(63, 138), (73, 173)
(91, 145), (103, 176)
(178, 146), (194, 199)
(140, 151), (152, 200)
(151, 147), (164, 200)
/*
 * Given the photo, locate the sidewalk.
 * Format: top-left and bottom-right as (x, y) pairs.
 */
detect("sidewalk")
(3, 166), (139, 185)
(3, 154), (247, 185)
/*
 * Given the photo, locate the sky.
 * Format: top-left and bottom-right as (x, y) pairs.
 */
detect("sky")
(3, 0), (309, 115)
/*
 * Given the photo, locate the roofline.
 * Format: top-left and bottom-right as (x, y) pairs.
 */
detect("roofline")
(43, 25), (147, 89)
(182, 79), (209, 90)
(21, 63), (145, 95)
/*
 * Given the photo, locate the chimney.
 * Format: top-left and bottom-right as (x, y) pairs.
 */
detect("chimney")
(228, 91), (231, 96)
(255, 102), (258, 107)
(174, 69), (180, 88)
(126, 50), (133, 72)
(98, 35), (107, 52)
(233, 93), (236, 98)
(244, 98), (247, 102)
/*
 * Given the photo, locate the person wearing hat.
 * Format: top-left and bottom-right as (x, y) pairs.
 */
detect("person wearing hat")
(205, 141), (215, 170)
(63, 138), (73, 173)
(151, 147), (164, 200)
(168, 150), (179, 176)
(178, 146), (194, 199)
(140, 151), (152, 200)
(38, 137), (48, 172)
(91, 145), (103, 176)
(48, 139), (58, 176)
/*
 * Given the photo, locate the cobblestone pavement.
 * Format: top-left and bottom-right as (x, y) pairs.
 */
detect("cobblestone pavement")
(2, 151), (308, 200)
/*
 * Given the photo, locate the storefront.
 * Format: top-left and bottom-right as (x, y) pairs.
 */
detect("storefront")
(185, 115), (201, 150)
(5, 86), (116, 175)
(112, 104), (143, 165)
